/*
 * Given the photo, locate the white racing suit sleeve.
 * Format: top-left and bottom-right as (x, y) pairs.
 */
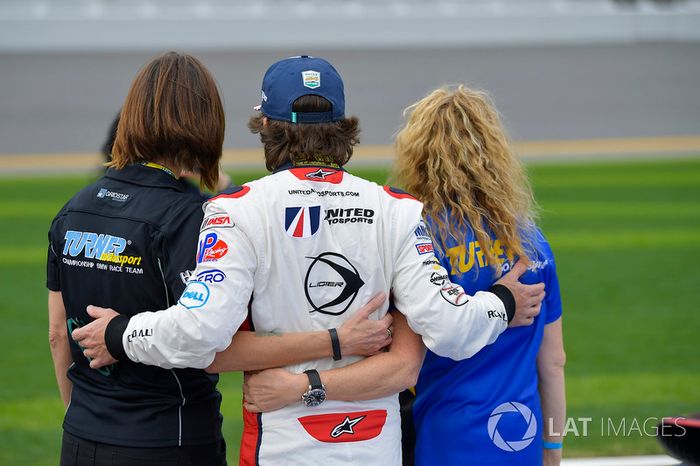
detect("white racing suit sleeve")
(391, 216), (509, 360)
(119, 202), (255, 369)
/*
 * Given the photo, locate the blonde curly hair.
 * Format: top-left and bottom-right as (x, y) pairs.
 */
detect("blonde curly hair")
(393, 85), (537, 272)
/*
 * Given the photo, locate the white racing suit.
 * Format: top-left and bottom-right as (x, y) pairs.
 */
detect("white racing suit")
(116, 165), (510, 465)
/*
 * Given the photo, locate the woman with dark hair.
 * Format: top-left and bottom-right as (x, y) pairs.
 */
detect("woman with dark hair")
(47, 51), (228, 466)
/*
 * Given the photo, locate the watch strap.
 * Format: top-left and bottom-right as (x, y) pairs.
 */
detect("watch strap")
(328, 328), (342, 361)
(304, 369), (323, 389)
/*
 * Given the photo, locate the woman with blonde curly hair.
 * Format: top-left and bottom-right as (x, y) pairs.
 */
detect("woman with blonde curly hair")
(396, 85), (566, 466)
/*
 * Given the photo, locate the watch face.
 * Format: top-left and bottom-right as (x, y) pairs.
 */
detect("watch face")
(303, 388), (326, 407)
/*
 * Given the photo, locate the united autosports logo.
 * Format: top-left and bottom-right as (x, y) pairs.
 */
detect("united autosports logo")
(285, 206), (321, 238)
(197, 232), (228, 263)
(304, 252), (364, 315)
(488, 401), (537, 452)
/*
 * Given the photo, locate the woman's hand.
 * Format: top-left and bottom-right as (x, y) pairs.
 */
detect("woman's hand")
(243, 368), (307, 413)
(338, 293), (392, 356)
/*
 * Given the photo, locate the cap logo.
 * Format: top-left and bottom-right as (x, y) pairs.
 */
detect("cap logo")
(302, 70), (321, 89)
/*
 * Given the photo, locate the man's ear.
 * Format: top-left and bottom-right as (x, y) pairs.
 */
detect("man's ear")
(262, 117), (269, 128)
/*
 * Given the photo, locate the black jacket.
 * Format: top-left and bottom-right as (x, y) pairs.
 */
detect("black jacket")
(47, 164), (222, 447)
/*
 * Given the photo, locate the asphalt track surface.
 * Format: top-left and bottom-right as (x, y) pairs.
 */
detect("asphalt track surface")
(1, 42), (699, 155)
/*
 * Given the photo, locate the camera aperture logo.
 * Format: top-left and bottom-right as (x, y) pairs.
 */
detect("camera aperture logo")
(488, 402), (537, 452)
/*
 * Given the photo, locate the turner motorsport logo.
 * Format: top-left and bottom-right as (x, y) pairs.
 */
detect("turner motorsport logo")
(304, 252), (364, 316)
(62, 230), (143, 273)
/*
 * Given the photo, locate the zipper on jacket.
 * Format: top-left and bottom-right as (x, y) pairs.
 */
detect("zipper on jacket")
(170, 370), (186, 446)
(156, 257), (170, 307)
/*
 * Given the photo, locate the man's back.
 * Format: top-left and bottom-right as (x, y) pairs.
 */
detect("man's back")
(212, 163), (408, 464)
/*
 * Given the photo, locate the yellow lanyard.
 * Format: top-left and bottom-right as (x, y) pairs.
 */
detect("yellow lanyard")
(142, 161), (177, 179)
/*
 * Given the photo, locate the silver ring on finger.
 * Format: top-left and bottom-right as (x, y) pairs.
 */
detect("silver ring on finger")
(387, 327), (393, 338)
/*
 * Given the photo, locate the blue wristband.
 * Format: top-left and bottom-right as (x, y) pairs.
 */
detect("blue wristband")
(543, 441), (563, 450)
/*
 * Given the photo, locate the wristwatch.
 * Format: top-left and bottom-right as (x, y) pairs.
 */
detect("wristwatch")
(302, 369), (326, 407)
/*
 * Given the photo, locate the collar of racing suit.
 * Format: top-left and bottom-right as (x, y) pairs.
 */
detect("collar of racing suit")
(104, 163), (190, 192)
(272, 160), (347, 174)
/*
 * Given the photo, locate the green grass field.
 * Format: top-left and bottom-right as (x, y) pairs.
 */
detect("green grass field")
(1, 158), (698, 465)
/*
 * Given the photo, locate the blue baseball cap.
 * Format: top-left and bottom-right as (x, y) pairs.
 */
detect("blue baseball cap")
(256, 55), (345, 124)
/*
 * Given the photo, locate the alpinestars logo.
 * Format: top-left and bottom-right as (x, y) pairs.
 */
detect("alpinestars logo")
(306, 168), (336, 180)
(330, 415), (366, 438)
(305, 252), (364, 315)
(285, 206), (322, 238)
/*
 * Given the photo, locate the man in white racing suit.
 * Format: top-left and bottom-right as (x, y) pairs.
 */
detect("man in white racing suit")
(75, 56), (544, 465)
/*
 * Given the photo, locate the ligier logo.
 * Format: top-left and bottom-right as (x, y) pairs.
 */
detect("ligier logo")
(488, 402), (537, 452)
(304, 252), (364, 316)
(178, 281), (210, 309)
(197, 233), (228, 263)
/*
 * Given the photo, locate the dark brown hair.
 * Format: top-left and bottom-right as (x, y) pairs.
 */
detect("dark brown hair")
(109, 52), (225, 190)
(248, 95), (360, 171)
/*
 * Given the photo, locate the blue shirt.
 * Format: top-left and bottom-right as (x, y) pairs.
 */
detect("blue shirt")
(413, 221), (562, 466)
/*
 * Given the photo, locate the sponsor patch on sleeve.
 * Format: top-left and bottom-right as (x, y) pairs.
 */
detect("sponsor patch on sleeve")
(201, 214), (234, 231)
(414, 221), (431, 241)
(196, 232), (229, 263)
(440, 284), (469, 307)
(178, 281), (210, 309)
(415, 243), (434, 255)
